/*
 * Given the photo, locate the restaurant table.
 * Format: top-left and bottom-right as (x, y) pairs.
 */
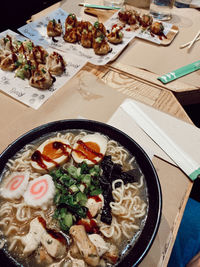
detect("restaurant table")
(0, 1), (195, 266)
(32, 0), (200, 105)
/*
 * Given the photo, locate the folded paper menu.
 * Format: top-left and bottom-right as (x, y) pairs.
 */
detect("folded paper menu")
(108, 98), (200, 180)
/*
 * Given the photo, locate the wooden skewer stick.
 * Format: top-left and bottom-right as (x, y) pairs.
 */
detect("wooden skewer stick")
(180, 36), (200, 49)
(187, 30), (200, 52)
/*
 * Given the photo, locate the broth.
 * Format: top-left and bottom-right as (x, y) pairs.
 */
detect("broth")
(0, 130), (148, 267)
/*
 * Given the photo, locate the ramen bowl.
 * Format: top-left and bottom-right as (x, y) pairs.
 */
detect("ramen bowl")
(0, 119), (162, 267)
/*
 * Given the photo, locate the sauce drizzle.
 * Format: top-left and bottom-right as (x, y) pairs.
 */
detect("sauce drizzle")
(32, 139), (103, 169)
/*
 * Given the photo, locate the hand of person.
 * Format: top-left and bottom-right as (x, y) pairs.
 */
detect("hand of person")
(187, 252), (200, 267)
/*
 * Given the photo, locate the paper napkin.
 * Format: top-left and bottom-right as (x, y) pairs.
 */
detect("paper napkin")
(114, 99), (200, 180)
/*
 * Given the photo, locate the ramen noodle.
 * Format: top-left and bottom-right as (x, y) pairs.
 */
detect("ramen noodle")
(0, 130), (148, 267)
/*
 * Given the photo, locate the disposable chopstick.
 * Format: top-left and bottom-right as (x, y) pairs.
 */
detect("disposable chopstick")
(180, 36), (200, 49)
(187, 30), (200, 51)
(78, 3), (121, 10)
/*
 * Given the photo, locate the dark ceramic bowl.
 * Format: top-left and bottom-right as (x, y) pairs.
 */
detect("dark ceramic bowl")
(0, 119), (162, 267)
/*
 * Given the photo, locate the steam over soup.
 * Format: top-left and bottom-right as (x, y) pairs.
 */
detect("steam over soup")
(0, 130), (148, 267)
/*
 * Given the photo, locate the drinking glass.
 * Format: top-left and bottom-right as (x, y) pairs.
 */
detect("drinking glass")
(174, 0), (191, 8)
(104, 0), (125, 8)
(150, 0), (174, 21)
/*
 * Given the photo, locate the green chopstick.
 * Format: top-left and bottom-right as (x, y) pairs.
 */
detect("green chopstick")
(79, 3), (121, 10)
(158, 60), (200, 84)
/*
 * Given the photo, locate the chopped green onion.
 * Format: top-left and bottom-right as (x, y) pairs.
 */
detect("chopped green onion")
(82, 29), (88, 34)
(4, 37), (9, 43)
(89, 165), (100, 176)
(67, 165), (79, 178)
(15, 61), (22, 68)
(76, 192), (87, 206)
(67, 25), (72, 30)
(52, 19), (56, 26)
(95, 37), (102, 43)
(94, 21), (99, 29)
(81, 174), (91, 186)
(69, 184), (79, 193)
(15, 68), (25, 80)
(26, 41), (33, 52)
(90, 188), (102, 196)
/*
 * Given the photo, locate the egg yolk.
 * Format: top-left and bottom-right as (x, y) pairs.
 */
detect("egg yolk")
(43, 142), (65, 159)
(76, 141), (101, 160)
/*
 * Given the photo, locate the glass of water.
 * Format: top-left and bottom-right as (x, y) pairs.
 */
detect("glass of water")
(174, 0), (191, 8)
(104, 0), (125, 8)
(150, 0), (174, 21)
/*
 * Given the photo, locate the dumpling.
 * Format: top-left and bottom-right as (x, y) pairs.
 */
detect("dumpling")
(93, 37), (111, 55)
(0, 53), (18, 71)
(0, 48), (10, 64)
(150, 21), (164, 35)
(139, 14), (153, 28)
(29, 45), (48, 64)
(81, 31), (93, 48)
(47, 19), (62, 37)
(29, 64), (54, 90)
(18, 40), (34, 56)
(0, 34), (18, 53)
(93, 21), (107, 38)
(65, 13), (78, 28)
(107, 25), (123, 44)
(63, 27), (78, 43)
(15, 63), (32, 80)
(47, 51), (66, 76)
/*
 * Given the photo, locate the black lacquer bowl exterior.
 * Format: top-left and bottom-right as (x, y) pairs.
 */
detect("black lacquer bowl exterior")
(0, 119), (162, 267)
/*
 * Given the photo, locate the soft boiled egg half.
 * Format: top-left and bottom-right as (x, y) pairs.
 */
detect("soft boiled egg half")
(72, 133), (107, 166)
(31, 137), (72, 173)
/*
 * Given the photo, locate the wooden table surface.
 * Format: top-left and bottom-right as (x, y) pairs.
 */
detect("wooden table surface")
(0, 1), (194, 266)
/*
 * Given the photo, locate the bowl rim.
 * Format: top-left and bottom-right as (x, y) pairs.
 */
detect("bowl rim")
(0, 119), (162, 267)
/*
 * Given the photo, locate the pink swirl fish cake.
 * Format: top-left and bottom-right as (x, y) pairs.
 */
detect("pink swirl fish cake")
(24, 174), (55, 210)
(0, 172), (29, 199)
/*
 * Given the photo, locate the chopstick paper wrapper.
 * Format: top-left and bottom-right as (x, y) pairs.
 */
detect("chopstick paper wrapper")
(115, 99), (200, 181)
(108, 104), (175, 165)
(158, 60), (200, 84)
(79, 3), (121, 10)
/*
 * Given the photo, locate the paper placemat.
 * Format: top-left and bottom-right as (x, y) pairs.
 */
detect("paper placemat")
(0, 30), (86, 109)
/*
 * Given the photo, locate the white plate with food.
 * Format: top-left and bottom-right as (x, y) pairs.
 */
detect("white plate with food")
(85, 7), (179, 46)
(18, 8), (137, 66)
(0, 30), (86, 109)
